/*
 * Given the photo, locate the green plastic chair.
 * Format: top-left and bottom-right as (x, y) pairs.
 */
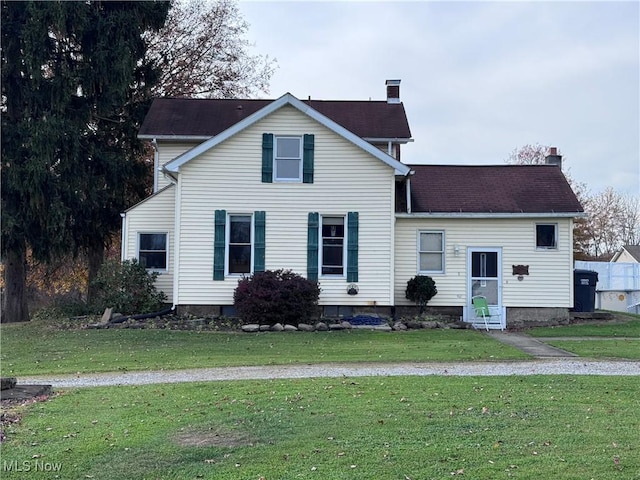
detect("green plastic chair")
(471, 295), (493, 331)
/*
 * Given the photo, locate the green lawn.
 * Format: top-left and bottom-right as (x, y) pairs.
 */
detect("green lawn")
(528, 315), (640, 338)
(0, 323), (529, 376)
(544, 339), (640, 359)
(1, 376), (638, 479)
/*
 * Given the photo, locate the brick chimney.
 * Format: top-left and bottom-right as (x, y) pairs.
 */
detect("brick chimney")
(545, 146), (562, 168)
(386, 79), (401, 104)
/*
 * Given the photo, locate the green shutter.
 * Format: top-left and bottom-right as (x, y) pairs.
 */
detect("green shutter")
(254, 211), (266, 272)
(307, 212), (319, 281)
(347, 212), (359, 282)
(262, 133), (273, 183)
(213, 210), (226, 280)
(303, 134), (314, 184)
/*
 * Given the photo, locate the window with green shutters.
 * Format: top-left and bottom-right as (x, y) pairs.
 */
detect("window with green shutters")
(262, 133), (314, 184)
(307, 212), (358, 281)
(213, 210), (266, 280)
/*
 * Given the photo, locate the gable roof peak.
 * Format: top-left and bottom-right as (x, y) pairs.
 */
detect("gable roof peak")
(162, 92), (411, 176)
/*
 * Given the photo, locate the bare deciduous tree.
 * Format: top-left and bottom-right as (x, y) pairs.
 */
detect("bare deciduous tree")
(145, 0), (277, 98)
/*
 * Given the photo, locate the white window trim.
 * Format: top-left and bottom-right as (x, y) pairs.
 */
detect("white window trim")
(273, 135), (303, 183)
(225, 213), (254, 276)
(417, 230), (445, 274)
(320, 214), (346, 278)
(535, 223), (558, 250)
(137, 232), (168, 273)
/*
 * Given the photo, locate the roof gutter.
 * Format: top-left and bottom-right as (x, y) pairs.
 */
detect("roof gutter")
(363, 137), (414, 144)
(139, 134), (212, 141)
(396, 212), (586, 219)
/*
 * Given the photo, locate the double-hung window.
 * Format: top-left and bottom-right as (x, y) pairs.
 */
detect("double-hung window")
(228, 215), (252, 274)
(418, 230), (444, 273)
(321, 216), (345, 275)
(536, 223), (557, 249)
(274, 136), (302, 182)
(138, 233), (167, 271)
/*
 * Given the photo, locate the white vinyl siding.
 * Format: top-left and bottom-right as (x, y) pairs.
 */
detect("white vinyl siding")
(123, 185), (175, 299)
(156, 142), (199, 191)
(175, 105), (396, 306)
(395, 217), (574, 308)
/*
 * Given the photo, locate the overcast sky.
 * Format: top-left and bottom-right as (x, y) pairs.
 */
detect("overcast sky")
(238, 0), (639, 196)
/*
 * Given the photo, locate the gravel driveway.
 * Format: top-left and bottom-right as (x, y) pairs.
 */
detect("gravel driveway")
(19, 359), (640, 389)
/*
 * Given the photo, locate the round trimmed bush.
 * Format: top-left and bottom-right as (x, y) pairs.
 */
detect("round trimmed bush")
(233, 269), (320, 326)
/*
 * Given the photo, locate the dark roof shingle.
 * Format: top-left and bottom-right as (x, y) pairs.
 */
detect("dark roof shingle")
(406, 164), (583, 214)
(139, 97), (412, 140)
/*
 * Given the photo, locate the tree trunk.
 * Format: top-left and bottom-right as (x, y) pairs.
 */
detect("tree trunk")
(1, 245), (29, 323)
(86, 244), (105, 304)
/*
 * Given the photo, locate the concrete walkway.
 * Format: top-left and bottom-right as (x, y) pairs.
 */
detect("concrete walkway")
(485, 331), (578, 358)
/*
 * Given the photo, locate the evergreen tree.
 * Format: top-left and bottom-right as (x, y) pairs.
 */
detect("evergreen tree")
(1, 1), (170, 322)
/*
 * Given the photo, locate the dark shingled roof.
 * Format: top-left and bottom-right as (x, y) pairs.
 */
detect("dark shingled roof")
(621, 245), (640, 262)
(139, 98), (412, 140)
(405, 164), (584, 214)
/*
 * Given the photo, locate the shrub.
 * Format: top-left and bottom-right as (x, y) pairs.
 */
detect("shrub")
(234, 269), (320, 325)
(405, 275), (437, 313)
(89, 259), (167, 314)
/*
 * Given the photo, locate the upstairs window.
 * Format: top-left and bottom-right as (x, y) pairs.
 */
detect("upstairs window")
(138, 233), (167, 271)
(418, 231), (444, 273)
(536, 224), (557, 249)
(274, 136), (302, 182)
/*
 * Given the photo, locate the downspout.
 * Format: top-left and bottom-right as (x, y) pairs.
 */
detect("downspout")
(151, 138), (159, 193)
(406, 175), (412, 214)
(120, 213), (127, 262)
(387, 141), (393, 157)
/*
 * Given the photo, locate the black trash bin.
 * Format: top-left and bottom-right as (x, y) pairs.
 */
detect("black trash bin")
(573, 269), (599, 312)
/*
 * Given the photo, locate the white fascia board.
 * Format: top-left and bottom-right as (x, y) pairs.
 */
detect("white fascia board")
(163, 93), (412, 177)
(395, 212), (586, 219)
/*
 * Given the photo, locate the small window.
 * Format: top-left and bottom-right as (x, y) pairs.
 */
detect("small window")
(419, 231), (444, 273)
(536, 224), (557, 249)
(228, 215), (252, 274)
(321, 216), (344, 276)
(274, 136), (302, 182)
(138, 233), (167, 270)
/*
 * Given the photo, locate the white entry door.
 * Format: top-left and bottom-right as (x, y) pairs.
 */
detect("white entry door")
(467, 248), (505, 329)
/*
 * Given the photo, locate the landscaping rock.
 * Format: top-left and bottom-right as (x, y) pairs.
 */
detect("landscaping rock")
(329, 323), (345, 330)
(283, 324), (298, 332)
(341, 321), (352, 329)
(270, 323), (284, 332)
(422, 321), (440, 329)
(393, 321), (407, 331)
(1, 377), (17, 390)
(259, 325), (271, 331)
(298, 323), (314, 332)
(241, 324), (260, 333)
(405, 320), (424, 329)
(315, 322), (328, 331)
